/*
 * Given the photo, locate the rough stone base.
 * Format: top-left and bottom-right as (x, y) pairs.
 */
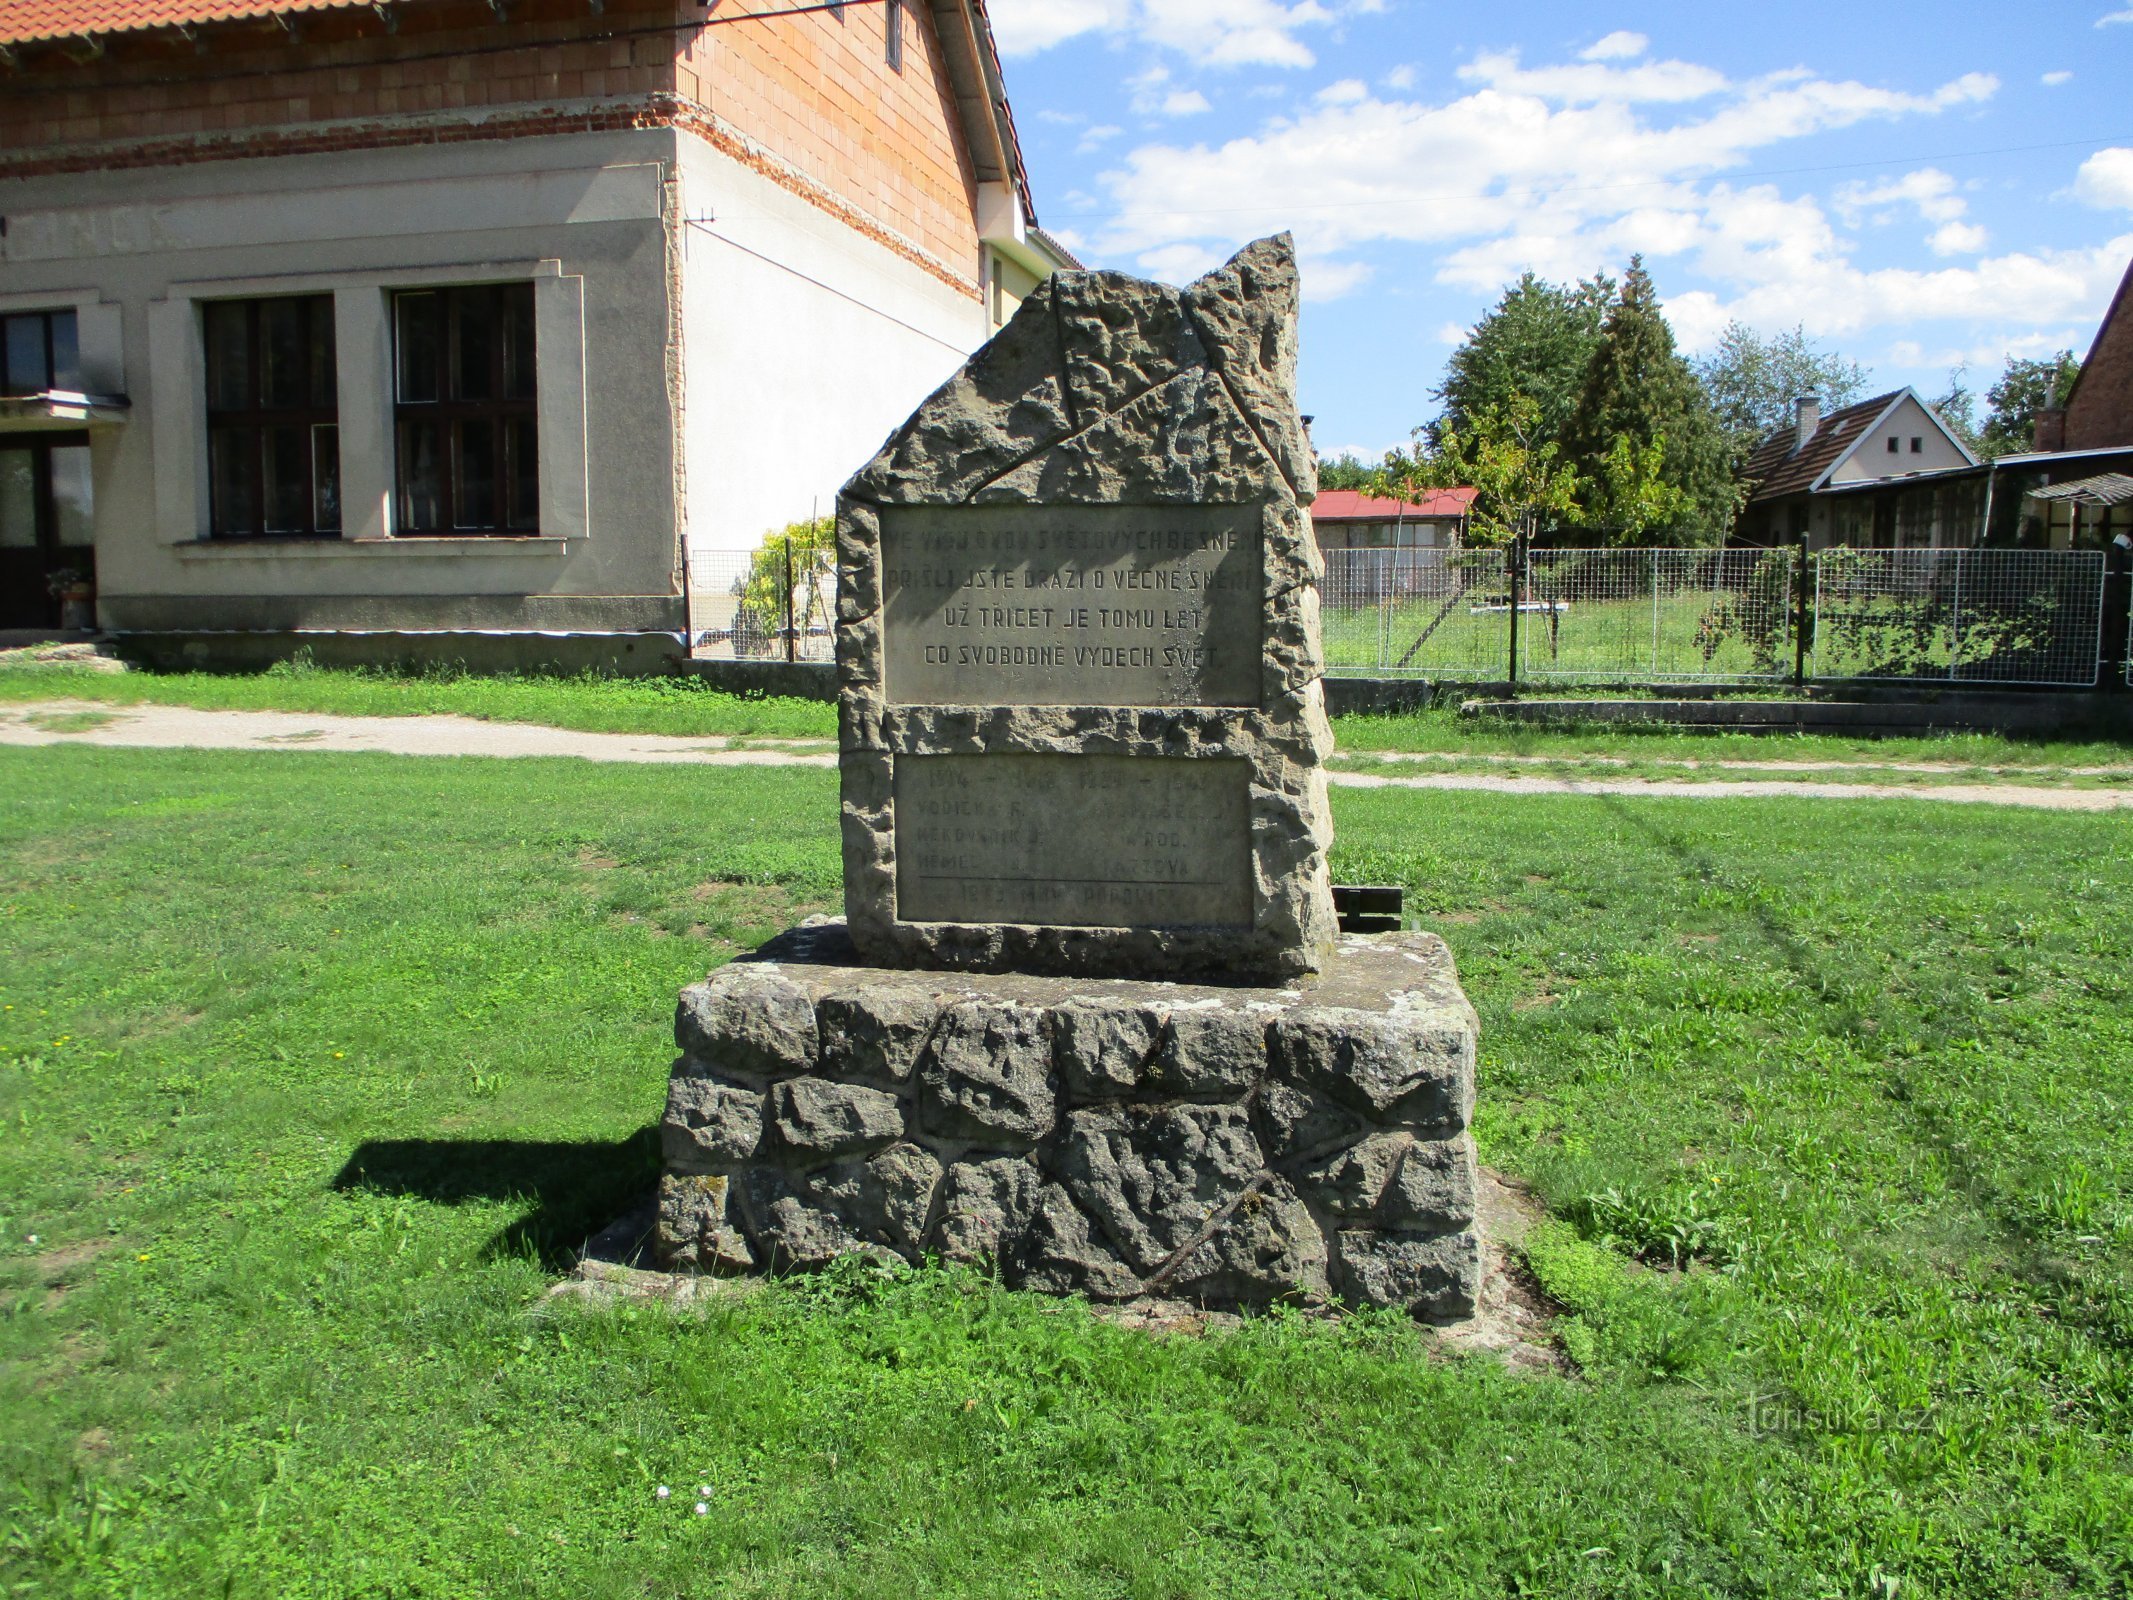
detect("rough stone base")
(655, 921), (1482, 1320)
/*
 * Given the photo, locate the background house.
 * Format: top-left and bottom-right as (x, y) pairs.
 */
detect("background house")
(1733, 389), (1979, 549)
(0, 0), (1072, 649)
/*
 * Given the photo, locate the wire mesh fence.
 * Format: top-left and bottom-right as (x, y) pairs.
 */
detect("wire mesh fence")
(1320, 548), (1509, 677)
(1320, 543), (2108, 688)
(1520, 547), (1798, 683)
(685, 545), (836, 661)
(1809, 548), (2103, 687)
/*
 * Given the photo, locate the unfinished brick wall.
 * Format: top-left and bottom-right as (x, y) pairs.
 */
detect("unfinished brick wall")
(677, 1), (979, 285)
(2064, 264), (2133, 452)
(0, 0), (982, 293)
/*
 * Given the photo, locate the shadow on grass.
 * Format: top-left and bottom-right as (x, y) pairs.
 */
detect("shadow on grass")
(332, 1127), (660, 1269)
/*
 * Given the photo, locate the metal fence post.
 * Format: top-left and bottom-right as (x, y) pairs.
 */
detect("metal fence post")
(1506, 531), (1524, 693)
(783, 537), (797, 663)
(1948, 550), (1964, 682)
(1793, 534), (1810, 689)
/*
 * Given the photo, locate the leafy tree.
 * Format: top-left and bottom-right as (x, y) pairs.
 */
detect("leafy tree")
(1376, 394), (1585, 547)
(1694, 321), (1870, 454)
(736, 514), (834, 652)
(1980, 351), (2081, 457)
(1431, 270), (1614, 455)
(1561, 256), (1737, 543)
(1589, 434), (1696, 546)
(1315, 453), (1378, 491)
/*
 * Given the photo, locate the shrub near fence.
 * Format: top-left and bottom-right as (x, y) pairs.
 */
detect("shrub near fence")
(1322, 543), (2109, 689)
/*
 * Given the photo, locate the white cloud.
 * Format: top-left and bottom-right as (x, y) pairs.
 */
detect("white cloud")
(1034, 108), (1086, 126)
(1314, 440), (1404, 463)
(1580, 30), (1649, 62)
(1433, 320), (1469, 344)
(1075, 125), (1123, 153)
(1835, 168), (1968, 225)
(1317, 78), (1370, 104)
(2042, 70), (2073, 86)
(1126, 65), (1213, 118)
(1457, 48), (1727, 105)
(1928, 220), (1989, 255)
(1382, 64), (1416, 90)
(2096, 7), (2133, 24)
(1300, 256), (1374, 299)
(989, 0), (1127, 56)
(1084, 45), (2131, 355)
(988, 0), (1373, 70)
(2073, 147), (2133, 210)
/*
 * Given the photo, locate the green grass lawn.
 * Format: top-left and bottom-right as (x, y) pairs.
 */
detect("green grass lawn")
(1322, 587), (1792, 682)
(0, 658), (839, 741)
(8, 657), (2130, 774)
(2, 747), (2128, 1597)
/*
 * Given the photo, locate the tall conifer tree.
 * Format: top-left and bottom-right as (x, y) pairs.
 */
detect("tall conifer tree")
(1563, 256), (1737, 543)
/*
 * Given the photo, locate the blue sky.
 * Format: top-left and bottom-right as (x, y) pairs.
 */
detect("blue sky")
(987, 0), (2133, 461)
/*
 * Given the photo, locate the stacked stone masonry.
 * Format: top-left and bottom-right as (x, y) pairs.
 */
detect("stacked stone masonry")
(657, 924), (1483, 1319)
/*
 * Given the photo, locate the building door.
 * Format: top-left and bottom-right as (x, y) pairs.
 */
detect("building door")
(0, 434), (93, 629)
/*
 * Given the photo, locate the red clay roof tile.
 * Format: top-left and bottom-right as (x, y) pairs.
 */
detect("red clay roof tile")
(0, 0), (379, 47)
(1312, 487), (1477, 521)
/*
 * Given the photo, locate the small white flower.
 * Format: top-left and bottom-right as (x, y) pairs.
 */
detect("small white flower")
(25, 1235), (37, 1245)
(698, 1484), (712, 1497)
(655, 1485), (670, 1499)
(694, 1502), (709, 1516)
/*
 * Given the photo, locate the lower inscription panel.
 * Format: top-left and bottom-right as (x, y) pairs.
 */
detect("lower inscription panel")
(894, 753), (1253, 929)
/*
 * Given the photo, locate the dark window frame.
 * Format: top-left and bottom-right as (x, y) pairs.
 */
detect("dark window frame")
(1, 308), (81, 396)
(884, 0), (903, 70)
(390, 283), (540, 537)
(203, 294), (341, 540)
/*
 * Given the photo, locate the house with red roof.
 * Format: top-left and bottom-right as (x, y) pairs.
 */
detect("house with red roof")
(0, 0), (1073, 643)
(1309, 487), (1474, 604)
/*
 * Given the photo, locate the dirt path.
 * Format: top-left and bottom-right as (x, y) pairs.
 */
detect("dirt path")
(4, 699), (2126, 810)
(0, 700), (836, 767)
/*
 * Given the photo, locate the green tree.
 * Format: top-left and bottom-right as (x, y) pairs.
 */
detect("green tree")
(1980, 351), (2081, 457)
(736, 514), (834, 652)
(1694, 321), (1870, 455)
(1315, 452), (1378, 491)
(1377, 394), (1585, 547)
(1589, 433), (1696, 546)
(1562, 256), (1737, 543)
(1432, 270), (1614, 455)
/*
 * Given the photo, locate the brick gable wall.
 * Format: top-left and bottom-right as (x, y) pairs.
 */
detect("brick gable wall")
(0, 0), (981, 294)
(2065, 265), (2133, 452)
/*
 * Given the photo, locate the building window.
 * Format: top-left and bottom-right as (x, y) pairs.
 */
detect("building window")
(392, 284), (538, 536)
(884, 0), (902, 70)
(1910, 437), (1922, 453)
(1886, 436), (1899, 453)
(1, 309), (81, 395)
(204, 296), (340, 539)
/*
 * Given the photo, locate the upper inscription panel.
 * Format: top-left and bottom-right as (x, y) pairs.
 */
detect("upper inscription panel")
(880, 503), (1262, 708)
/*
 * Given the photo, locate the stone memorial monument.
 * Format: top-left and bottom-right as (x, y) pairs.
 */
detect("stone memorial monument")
(654, 236), (1483, 1319)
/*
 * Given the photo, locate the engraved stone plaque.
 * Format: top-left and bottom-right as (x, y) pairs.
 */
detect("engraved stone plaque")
(894, 754), (1252, 928)
(837, 234), (1339, 979)
(880, 503), (1262, 708)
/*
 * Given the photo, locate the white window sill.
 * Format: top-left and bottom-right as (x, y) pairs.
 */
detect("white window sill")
(174, 537), (570, 558)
